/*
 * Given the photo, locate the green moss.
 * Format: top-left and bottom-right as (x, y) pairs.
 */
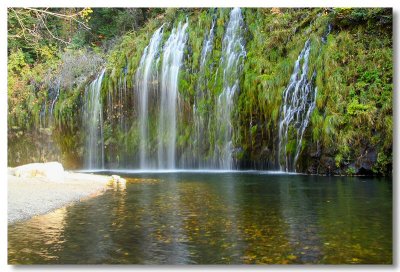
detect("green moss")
(8, 8), (392, 175)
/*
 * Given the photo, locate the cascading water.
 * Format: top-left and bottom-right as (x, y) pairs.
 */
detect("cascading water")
(104, 67), (134, 168)
(39, 79), (61, 129)
(199, 15), (216, 69)
(135, 25), (164, 169)
(322, 24), (332, 44)
(278, 39), (317, 172)
(157, 20), (188, 169)
(83, 68), (106, 169)
(117, 73), (129, 132)
(215, 8), (246, 169)
(50, 79), (61, 121)
(189, 14), (217, 168)
(81, 10), (321, 172)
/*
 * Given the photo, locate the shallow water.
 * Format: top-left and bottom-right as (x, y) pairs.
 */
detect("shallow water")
(8, 172), (392, 264)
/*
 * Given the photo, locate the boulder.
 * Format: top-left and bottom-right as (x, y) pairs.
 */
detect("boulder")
(12, 162), (65, 182)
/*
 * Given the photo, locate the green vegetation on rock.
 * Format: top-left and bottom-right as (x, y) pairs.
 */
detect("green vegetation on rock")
(7, 8), (392, 175)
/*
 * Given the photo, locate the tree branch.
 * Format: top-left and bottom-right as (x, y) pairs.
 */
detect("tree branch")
(24, 7), (91, 30)
(34, 9), (71, 45)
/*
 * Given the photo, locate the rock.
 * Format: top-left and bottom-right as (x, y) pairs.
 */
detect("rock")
(319, 155), (336, 175)
(359, 149), (377, 172)
(12, 162), (65, 182)
(113, 175), (126, 184)
(344, 148), (378, 175)
(111, 175), (119, 182)
(357, 167), (374, 176)
(110, 175), (127, 190)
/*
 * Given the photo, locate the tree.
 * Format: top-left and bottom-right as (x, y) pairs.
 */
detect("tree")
(8, 8), (92, 62)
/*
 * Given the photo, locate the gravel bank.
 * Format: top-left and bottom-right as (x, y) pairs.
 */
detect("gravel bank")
(8, 172), (111, 225)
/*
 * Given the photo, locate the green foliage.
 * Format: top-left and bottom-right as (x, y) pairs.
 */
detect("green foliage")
(372, 152), (392, 176)
(347, 99), (372, 116)
(251, 125), (258, 135)
(8, 49), (28, 75)
(332, 8), (392, 29)
(54, 86), (83, 129)
(346, 166), (356, 176)
(7, 8), (393, 175)
(335, 154), (343, 168)
(81, 8), (154, 47)
(236, 8), (327, 163)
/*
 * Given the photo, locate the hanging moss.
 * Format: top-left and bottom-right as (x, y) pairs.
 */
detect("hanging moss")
(8, 8), (392, 175)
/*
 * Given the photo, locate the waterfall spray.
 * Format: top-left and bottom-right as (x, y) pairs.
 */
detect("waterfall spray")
(83, 68), (106, 169)
(157, 20), (188, 169)
(278, 39), (317, 172)
(215, 8), (246, 169)
(189, 13), (217, 168)
(135, 25), (164, 169)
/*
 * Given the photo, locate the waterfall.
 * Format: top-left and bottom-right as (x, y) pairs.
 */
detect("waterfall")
(278, 39), (317, 172)
(117, 73), (128, 132)
(83, 68), (106, 169)
(200, 15), (216, 69)
(321, 24), (332, 44)
(190, 14), (217, 168)
(215, 8), (246, 169)
(39, 78), (61, 129)
(135, 25), (164, 169)
(157, 20), (188, 169)
(50, 79), (61, 119)
(104, 66), (132, 167)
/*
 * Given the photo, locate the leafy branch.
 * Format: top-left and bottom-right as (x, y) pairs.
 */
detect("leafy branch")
(8, 8), (92, 48)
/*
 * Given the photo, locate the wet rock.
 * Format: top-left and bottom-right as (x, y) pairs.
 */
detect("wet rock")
(110, 175), (126, 190)
(232, 147), (244, 156)
(260, 147), (270, 159)
(356, 167), (374, 176)
(319, 156), (335, 175)
(343, 149), (378, 175)
(358, 149), (377, 172)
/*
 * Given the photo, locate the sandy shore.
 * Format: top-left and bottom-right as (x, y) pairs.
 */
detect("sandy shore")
(8, 172), (112, 225)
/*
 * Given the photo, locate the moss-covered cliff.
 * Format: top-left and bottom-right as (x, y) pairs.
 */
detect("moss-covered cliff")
(7, 8), (392, 175)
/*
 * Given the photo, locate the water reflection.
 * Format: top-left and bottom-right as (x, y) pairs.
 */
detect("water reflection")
(317, 178), (392, 264)
(279, 176), (324, 263)
(8, 207), (67, 263)
(8, 174), (392, 264)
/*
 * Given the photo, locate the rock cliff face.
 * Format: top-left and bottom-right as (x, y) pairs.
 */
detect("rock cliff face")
(7, 8), (393, 175)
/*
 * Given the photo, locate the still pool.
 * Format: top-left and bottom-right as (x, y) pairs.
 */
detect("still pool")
(8, 172), (392, 264)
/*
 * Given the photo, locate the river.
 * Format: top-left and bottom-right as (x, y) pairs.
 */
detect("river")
(8, 172), (392, 264)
